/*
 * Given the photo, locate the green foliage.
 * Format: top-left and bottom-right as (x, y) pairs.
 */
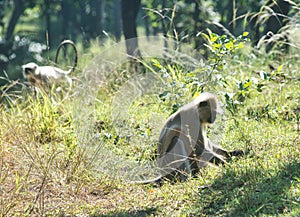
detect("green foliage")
(1, 17), (300, 217)
(150, 58), (205, 112)
(201, 30), (256, 115)
(131, 31), (251, 117)
(203, 30), (249, 69)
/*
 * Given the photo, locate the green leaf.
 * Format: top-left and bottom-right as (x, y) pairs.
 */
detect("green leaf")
(151, 58), (162, 69)
(212, 43), (222, 49)
(277, 64), (283, 72)
(244, 81), (253, 88)
(210, 35), (218, 43)
(243, 31), (249, 37)
(201, 33), (209, 41)
(225, 41), (234, 50)
(237, 42), (244, 49)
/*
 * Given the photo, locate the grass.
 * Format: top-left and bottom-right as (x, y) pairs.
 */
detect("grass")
(0, 34), (299, 217)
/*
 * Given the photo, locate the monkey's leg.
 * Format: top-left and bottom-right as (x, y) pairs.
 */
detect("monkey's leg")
(64, 76), (73, 98)
(194, 140), (227, 166)
(173, 136), (191, 179)
(33, 86), (39, 99)
(158, 136), (192, 181)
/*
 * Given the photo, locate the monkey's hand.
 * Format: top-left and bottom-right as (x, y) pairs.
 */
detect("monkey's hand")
(228, 149), (247, 157)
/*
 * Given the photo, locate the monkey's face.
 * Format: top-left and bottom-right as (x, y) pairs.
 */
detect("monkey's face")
(23, 67), (35, 74)
(197, 97), (218, 124)
(22, 62), (42, 84)
(22, 62), (39, 77)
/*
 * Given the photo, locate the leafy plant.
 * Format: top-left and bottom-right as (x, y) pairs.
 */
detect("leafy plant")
(202, 30), (249, 71)
(201, 30), (254, 115)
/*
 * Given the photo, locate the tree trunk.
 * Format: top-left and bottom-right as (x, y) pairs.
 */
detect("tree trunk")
(92, 0), (105, 39)
(193, 0), (200, 48)
(99, 0), (106, 39)
(5, 0), (25, 42)
(61, 0), (70, 40)
(226, 0), (234, 33)
(121, 0), (141, 57)
(0, 0), (25, 78)
(264, 0), (290, 52)
(44, 0), (52, 48)
(113, 0), (122, 41)
(142, 8), (150, 38)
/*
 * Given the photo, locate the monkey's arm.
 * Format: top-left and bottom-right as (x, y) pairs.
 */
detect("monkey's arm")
(209, 140), (245, 158)
(204, 140), (245, 166)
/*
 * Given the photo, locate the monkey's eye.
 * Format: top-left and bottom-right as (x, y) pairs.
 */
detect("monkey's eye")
(199, 101), (208, 107)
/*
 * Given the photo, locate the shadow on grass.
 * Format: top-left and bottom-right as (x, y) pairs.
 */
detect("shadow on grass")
(201, 160), (300, 216)
(93, 207), (157, 217)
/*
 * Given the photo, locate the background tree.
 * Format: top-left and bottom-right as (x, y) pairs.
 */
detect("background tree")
(0, 0), (35, 79)
(264, 0), (291, 52)
(113, 0), (122, 41)
(61, 0), (78, 42)
(121, 0), (141, 57)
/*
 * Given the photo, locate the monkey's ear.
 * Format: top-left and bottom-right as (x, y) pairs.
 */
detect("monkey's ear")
(199, 101), (208, 107)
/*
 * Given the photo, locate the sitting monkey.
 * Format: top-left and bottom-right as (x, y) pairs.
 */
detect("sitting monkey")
(133, 92), (244, 184)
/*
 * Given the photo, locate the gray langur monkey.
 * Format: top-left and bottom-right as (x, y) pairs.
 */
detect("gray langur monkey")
(132, 92), (244, 184)
(22, 40), (78, 98)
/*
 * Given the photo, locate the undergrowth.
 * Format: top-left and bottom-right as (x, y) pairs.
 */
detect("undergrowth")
(0, 28), (299, 216)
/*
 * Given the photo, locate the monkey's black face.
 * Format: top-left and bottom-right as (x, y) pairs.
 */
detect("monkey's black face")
(24, 67), (34, 74)
(198, 99), (217, 124)
(22, 63), (38, 77)
(208, 108), (217, 123)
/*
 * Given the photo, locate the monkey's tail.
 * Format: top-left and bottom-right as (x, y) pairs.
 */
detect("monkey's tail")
(128, 176), (163, 185)
(55, 40), (78, 74)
